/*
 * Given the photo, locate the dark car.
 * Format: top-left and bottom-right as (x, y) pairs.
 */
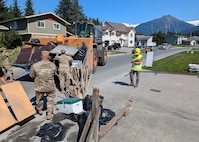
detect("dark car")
(108, 43), (121, 50)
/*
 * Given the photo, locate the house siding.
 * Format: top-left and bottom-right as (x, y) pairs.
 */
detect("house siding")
(102, 21), (136, 47)
(0, 12), (69, 41)
(127, 30), (135, 47)
(28, 17), (66, 37)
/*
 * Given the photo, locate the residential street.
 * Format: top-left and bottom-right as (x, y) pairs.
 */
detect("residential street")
(1, 47), (199, 142)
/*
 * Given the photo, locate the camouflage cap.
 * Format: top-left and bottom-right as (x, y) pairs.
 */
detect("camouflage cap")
(41, 50), (49, 56)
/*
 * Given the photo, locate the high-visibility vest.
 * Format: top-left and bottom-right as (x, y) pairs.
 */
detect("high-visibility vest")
(131, 54), (143, 71)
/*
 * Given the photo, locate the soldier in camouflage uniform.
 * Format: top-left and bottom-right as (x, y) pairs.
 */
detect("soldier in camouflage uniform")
(0, 48), (15, 81)
(55, 49), (73, 94)
(29, 50), (57, 120)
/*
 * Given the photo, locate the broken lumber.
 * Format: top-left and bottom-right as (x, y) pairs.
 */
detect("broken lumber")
(98, 104), (133, 140)
(79, 87), (101, 142)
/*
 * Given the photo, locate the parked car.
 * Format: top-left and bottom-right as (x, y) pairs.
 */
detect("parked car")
(159, 43), (170, 50)
(108, 43), (121, 50)
(132, 45), (145, 54)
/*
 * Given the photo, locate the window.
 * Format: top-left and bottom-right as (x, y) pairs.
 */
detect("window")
(11, 21), (17, 29)
(37, 21), (45, 28)
(130, 33), (133, 37)
(105, 31), (109, 35)
(111, 31), (115, 36)
(53, 23), (60, 30)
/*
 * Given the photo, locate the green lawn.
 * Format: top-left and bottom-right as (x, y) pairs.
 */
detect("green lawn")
(107, 50), (127, 55)
(143, 51), (199, 75)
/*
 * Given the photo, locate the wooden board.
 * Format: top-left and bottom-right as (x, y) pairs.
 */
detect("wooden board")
(1, 81), (36, 122)
(0, 94), (16, 132)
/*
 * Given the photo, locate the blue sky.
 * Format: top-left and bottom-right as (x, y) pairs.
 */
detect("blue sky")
(6, 0), (199, 24)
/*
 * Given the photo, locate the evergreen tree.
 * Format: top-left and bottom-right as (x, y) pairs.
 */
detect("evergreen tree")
(55, 0), (85, 33)
(24, 0), (34, 16)
(71, 0), (85, 21)
(55, 0), (72, 24)
(152, 31), (166, 45)
(0, 0), (9, 20)
(12, 0), (22, 17)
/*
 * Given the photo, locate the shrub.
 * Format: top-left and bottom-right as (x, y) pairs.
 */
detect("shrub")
(3, 30), (22, 49)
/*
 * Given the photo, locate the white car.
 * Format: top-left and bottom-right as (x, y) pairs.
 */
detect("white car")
(159, 43), (170, 50)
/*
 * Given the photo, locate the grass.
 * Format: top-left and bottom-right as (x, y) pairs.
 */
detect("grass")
(143, 50), (199, 75)
(107, 50), (126, 55)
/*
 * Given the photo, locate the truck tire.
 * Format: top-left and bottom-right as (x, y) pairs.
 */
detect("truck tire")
(98, 48), (107, 66)
(93, 49), (98, 74)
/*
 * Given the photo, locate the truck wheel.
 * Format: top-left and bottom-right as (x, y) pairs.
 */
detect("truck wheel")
(93, 49), (97, 74)
(98, 48), (107, 66)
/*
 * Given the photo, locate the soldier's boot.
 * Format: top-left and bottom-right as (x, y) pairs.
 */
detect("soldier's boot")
(47, 112), (53, 120)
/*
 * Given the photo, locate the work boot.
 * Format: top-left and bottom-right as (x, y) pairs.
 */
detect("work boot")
(128, 83), (134, 87)
(47, 112), (53, 120)
(37, 110), (43, 115)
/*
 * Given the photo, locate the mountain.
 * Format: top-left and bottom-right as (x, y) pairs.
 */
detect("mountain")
(135, 15), (195, 35)
(182, 26), (199, 34)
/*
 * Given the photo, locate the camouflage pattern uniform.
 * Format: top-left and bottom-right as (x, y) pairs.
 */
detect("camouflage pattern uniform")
(55, 51), (73, 93)
(0, 49), (15, 81)
(29, 58), (57, 115)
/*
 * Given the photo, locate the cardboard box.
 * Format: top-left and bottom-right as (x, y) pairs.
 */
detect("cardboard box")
(57, 98), (83, 114)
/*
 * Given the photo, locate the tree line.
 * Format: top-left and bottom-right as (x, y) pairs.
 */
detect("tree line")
(0, 0), (101, 48)
(0, 0), (101, 26)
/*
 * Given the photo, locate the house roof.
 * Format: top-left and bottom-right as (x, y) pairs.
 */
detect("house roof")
(0, 25), (9, 30)
(136, 35), (152, 41)
(103, 21), (135, 33)
(187, 36), (199, 41)
(0, 12), (71, 25)
(182, 36), (199, 42)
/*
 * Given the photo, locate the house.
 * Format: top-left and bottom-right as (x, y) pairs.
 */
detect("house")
(0, 12), (71, 41)
(185, 36), (199, 46)
(102, 21), (136, 47)
(166, 35), (187, 45)
(135, 35), (156, 46)
(0, 25), (9, 31)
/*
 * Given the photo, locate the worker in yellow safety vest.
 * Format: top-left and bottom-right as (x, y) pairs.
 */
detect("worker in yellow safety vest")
(129, 48), (143, 87)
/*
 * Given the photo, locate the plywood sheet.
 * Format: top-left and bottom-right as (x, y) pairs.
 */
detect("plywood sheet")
(1, 81), (36, 122)
(0, 94), (16, 132)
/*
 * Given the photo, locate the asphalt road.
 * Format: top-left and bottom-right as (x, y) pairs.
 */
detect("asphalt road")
(2, 46), (198, 142)
(89, 47), (199, 142)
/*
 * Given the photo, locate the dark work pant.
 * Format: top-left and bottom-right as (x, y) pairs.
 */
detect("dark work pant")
(129, 70), (140, 86)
